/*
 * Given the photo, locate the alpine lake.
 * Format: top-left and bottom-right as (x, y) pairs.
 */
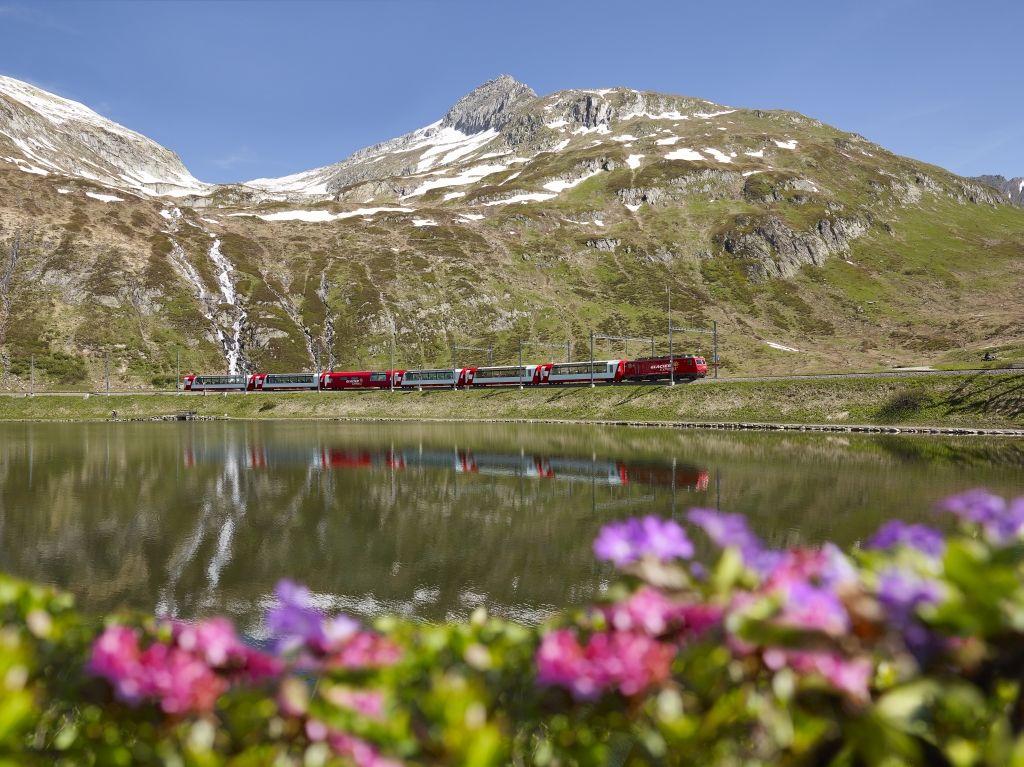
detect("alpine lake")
(1, 420), (1022, 636)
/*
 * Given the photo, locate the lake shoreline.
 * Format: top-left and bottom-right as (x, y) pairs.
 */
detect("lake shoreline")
(4, 414), (1023, 437)
(0, 372), (1021, 433)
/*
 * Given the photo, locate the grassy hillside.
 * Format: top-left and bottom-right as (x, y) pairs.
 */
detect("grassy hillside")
(1, 89), (1022, 390)
(1, 374), (1020, 430)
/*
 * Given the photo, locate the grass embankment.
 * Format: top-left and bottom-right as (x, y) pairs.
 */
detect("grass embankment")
(0, 373), (1022, 430)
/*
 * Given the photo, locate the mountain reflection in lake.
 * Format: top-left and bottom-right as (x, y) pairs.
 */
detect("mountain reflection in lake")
(0, 421), (1021, 633)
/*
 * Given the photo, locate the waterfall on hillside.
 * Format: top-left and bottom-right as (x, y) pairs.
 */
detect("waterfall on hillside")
(167, 232), (249, 375)
(207, 238), (247, 375)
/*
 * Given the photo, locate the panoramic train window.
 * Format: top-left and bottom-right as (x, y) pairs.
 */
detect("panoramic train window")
(475, 367), (524, 379)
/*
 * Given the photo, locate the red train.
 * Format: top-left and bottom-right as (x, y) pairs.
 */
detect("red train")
(624, 356), (708, 382)
(180, 355), (707, 392)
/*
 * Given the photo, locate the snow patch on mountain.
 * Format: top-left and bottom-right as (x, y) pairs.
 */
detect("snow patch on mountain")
(403, 162), (508, 198)
(85, 191), (124, 203)
(703, 148), (733, 163)
(542, 168), (602, 193)
(231, 206), (414, 223)
(665, 148), (704, 161)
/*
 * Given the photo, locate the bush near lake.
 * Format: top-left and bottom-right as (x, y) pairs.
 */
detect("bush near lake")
(2, 491), (1024, 766)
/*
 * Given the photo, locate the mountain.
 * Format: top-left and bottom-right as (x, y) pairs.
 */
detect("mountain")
(0, 74), (1021, 389)
(972, 174), (1024, 207)
(245, 75), (538, 197)
(0, 76), (207, 198)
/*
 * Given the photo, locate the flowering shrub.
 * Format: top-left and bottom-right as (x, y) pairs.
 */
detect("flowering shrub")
(2, 490), (1024, 765)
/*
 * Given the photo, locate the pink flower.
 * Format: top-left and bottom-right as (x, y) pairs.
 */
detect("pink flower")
(171, 618), (283, 681)
(328, 730), (404, 767)
(327, 631), (402, 669)
(306, 718), (403, 767)
(173, 617), (239, 666)
(764, 648), (872, 703)
(536, 628), (674, 700)
(90, 618), (280, 715)
(139, 643), (226, 714)
(603, 588), (723, 639)
(90, 626), (145, 702)
(536, 630), (592, 697)
(327, 688), (386, 720)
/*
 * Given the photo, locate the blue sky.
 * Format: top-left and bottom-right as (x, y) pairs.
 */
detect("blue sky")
(1, 0), (1021, 183)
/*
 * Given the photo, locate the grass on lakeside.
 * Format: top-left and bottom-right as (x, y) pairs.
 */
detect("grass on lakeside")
(0, 373), (1021, 429)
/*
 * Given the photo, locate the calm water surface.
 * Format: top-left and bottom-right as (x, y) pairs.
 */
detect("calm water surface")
(1, 421), (1022, 634)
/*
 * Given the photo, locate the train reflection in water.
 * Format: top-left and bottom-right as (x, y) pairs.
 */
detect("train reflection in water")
(183, 444), (710, 493)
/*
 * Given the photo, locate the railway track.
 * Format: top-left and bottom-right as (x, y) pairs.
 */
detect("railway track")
(0, 366), (1021, 396)
(692, 367), (1024, 384)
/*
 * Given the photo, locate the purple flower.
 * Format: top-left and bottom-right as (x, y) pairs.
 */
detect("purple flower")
(876, 567), (944, 654)
(778, 581), (850, 637)
(688, 508), (779, 574)
(877, 568), (943, 618)
(938, 489), (1007, 524)
(266, 580), (328, 654)
(937, 490), (1024, 545)
(593, 516), (693, 567)
(639, 516), (695, 560)
(687, 509), (760, 551)
(867, 521), (945, 557)
(593, 521), (637, 566)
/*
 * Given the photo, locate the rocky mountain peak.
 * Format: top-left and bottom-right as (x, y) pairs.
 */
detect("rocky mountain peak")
(972, 174), (1024, 207)
(440, 74), (537, 134)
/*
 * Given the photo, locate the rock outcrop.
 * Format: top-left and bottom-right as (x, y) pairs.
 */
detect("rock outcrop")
(441, 75), (536, 134)
(723, 215), (869, 280)
(972, 174), (1024, 207)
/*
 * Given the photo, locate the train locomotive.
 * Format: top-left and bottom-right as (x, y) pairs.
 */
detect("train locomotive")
(181, 355), (707, 392)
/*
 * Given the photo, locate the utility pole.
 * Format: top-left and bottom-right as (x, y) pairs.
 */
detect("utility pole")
(175, 349), (180, 393)
(590, 331), (595, 387)
(668, 285), (674, 386)
(713, 320), (719, 379)
(390, 333), (395, 393)
(30, 354), (34, 396)
(519, 343), (524, 388)
(105, 352), (110, 396)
